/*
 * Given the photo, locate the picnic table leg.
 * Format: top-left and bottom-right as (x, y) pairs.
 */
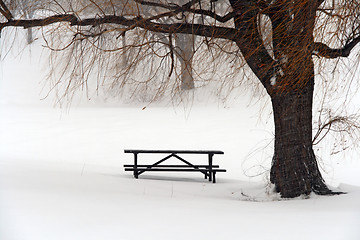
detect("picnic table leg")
(208, 154), (213, 182)
(134, 153), (138, 179)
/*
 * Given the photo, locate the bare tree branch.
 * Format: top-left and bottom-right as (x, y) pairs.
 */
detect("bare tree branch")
(0, 14), (78, 29)
(0, 8), (8, 19)
(313, 35), (360, 58)
(133, 0), (234, 24)
(134, 0), (235, 23)
(134, 0), (201, 12)
(0, 14), (237, 41)
(230, 2), (276, 90)
(188, 8), (236, 23)
(0, 0), (13, 20)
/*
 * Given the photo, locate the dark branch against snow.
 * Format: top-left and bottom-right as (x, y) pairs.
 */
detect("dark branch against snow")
(187, 8), (236, 23)
(314, 35), (360, 58)
(134, 0), (234, 24)
(0, 0), (237, 39)
(0, 14), (238, 41)
(134, 0), (201, 12)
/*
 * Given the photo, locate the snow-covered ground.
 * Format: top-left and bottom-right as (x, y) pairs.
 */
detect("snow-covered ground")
(1, 31), (360, 240)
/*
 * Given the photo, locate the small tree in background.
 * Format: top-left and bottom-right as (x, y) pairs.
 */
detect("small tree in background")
(1, 0), (360, 198)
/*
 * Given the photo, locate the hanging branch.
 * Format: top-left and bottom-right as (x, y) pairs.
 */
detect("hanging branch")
(168, 33), (174, 77)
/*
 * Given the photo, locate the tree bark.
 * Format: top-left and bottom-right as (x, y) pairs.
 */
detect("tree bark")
(270, 76), (339, 198)
(228, 0), (344, 198)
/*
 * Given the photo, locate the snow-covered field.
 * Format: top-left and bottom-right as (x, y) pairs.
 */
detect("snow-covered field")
(1, 32), (360, 240)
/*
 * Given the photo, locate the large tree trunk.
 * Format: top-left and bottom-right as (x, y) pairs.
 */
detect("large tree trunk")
(270, 77), (337, 198)
(228, 0), (343, 198)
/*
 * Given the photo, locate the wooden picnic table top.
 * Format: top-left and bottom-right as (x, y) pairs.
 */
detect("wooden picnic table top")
(124, 149), (224, 154)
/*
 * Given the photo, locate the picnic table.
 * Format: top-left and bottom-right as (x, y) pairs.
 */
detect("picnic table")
(124, 149), (226, 183)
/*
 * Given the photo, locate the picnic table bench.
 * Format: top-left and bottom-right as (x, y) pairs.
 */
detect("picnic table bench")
(124, 149), (226, 183)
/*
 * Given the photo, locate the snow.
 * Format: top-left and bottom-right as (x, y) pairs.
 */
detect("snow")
(1, 31), (360, 240)
(270, 74), (276, 86)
